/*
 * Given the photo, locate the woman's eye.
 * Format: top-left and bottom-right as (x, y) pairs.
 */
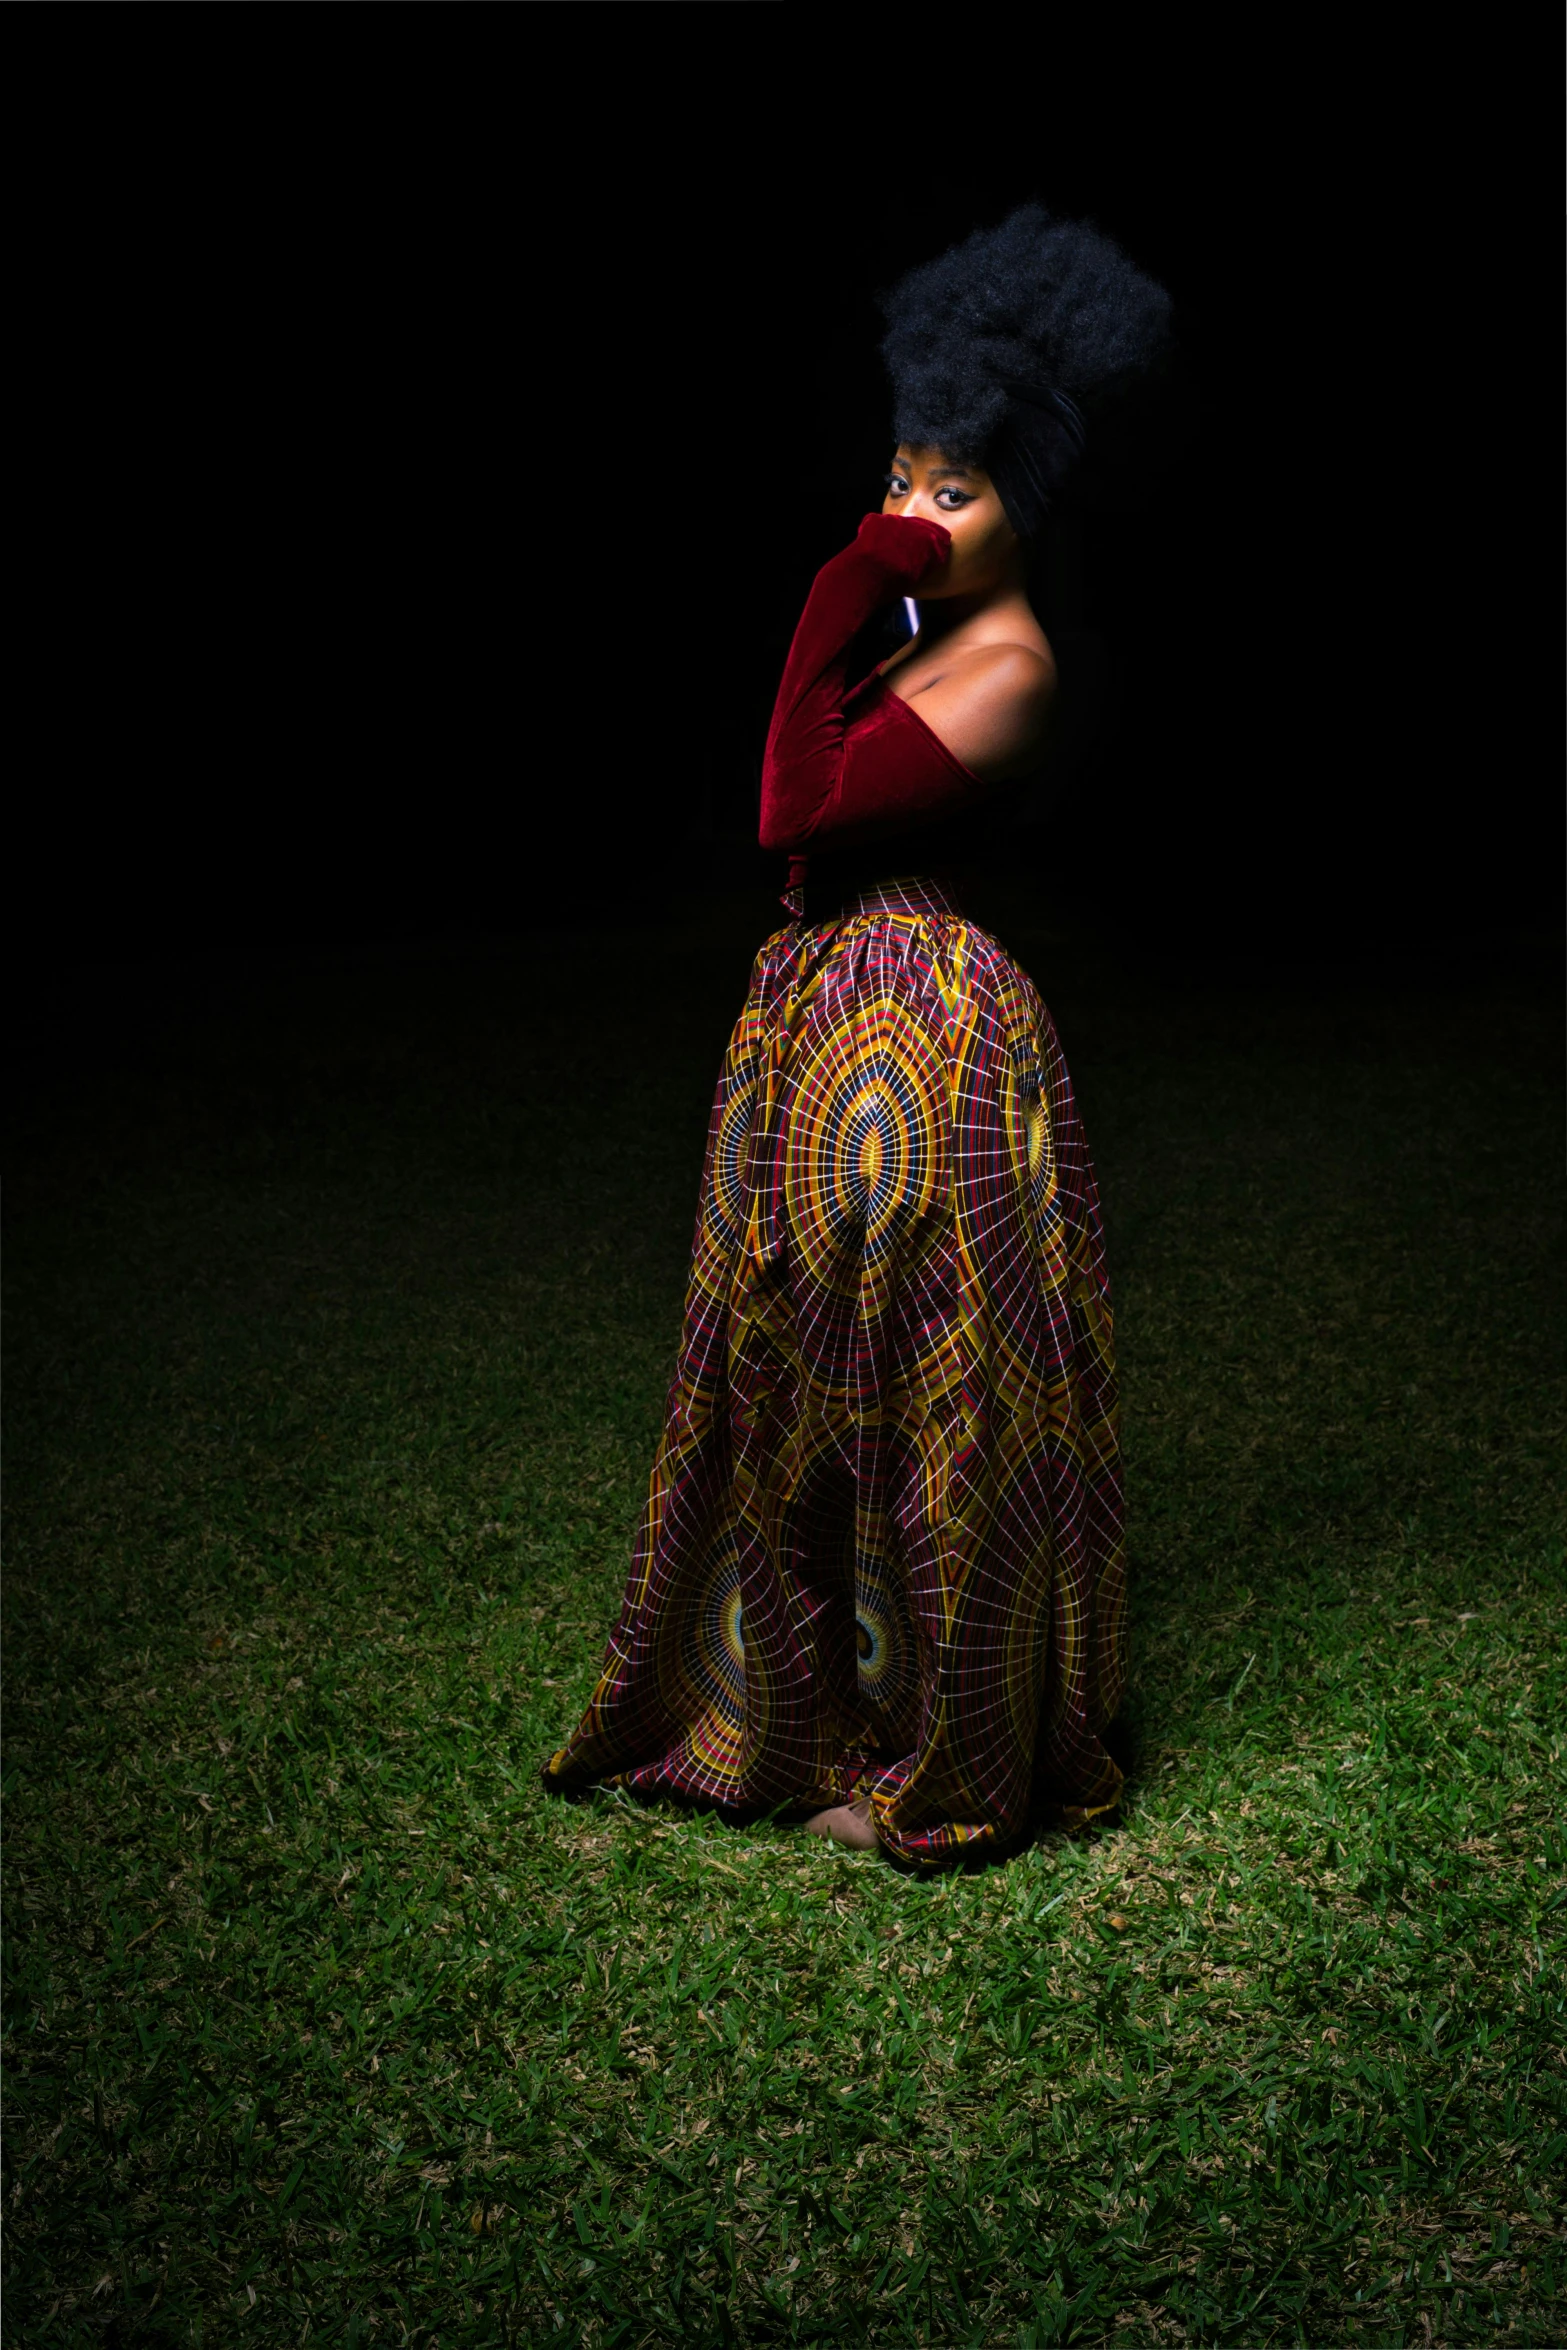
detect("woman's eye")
(934, 487), (974, 510)
(884, 473), (909, 497)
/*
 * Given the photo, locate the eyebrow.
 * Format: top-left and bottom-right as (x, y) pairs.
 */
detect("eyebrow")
(893, 456), (977, 482)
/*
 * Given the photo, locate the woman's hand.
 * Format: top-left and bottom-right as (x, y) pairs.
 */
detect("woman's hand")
(850, 510), (952, 588)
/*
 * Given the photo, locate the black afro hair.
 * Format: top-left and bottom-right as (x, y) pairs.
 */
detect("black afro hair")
(879, 202), (1172, 464)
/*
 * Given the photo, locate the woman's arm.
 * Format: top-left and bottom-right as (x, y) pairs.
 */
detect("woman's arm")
(758, 514), (950, 855)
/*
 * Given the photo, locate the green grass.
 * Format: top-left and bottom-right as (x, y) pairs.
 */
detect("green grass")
(5, 898), (1564, 2347)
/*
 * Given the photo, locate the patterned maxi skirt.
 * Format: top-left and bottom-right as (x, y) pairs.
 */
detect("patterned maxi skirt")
(545, 876), (1126, 1867)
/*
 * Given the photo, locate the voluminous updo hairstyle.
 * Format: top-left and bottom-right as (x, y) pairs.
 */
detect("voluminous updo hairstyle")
(879, 203), (1172, 537)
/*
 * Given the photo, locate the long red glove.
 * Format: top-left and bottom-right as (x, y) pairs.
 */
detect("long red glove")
(759, 514), (985, 858)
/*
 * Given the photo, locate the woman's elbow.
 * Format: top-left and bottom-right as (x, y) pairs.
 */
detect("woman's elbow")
(758, 810), (799, 856)
(758, 789), (825, 857)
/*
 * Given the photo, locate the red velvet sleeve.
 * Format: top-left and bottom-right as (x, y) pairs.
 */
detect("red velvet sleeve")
(759, 512), (979, 856)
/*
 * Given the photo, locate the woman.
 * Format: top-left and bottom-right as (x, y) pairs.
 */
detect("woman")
(543, 206), (1170, 1866)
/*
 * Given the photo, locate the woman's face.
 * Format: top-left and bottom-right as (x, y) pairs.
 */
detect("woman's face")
(882, 445), (1021, 598)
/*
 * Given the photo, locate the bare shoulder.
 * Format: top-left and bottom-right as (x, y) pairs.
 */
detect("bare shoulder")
(897, 635), (1057, 708)
(891, 635), (1058, 780)
(951, 637), (1057, 697)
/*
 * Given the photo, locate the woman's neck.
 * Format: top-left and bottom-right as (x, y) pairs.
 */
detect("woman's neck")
(911, 579), (1047, 660)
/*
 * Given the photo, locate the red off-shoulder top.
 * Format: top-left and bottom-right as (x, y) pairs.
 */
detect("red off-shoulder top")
(759, 514), (991, 897)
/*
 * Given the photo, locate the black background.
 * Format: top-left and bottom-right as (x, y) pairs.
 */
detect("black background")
(15, 45), (1556, 978)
